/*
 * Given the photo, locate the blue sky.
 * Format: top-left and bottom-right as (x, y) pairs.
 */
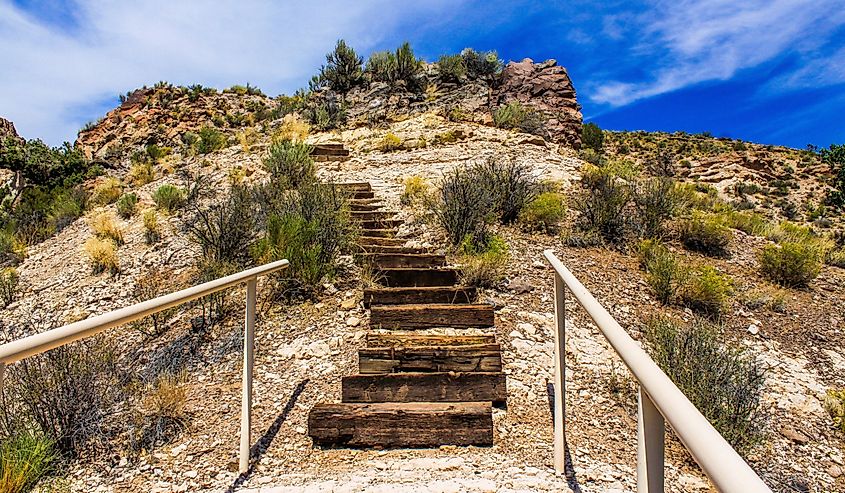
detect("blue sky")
(2, 0), (844, 148)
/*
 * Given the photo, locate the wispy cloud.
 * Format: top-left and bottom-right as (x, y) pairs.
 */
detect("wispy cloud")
(590, 0), (845, 106)
(0, 0), (456, 144)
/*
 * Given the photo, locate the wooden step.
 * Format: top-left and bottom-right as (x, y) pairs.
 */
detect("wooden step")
(350, 203), (384, 212)
(358, 253), (446, 269)
(312, 144), (350, 157)
(351, 190), (375, 199)
(358, 219), (403, 230)
(308, 402), (492, 447)
(351, 211), (395, 221)
(341, 372), (506, 404)
(378, 268), (458, 287)
(330, 181), (370, 191)
(358, 236), (406, 246)
(363, 286), (476, 307)
(370, 304), (494, 329)
(360, 229), (396, 238)
(366, 333), (497, 348)
(349, 197), (382, 205)
(359, 245), (430, 255)
(359, 345), (502, 374)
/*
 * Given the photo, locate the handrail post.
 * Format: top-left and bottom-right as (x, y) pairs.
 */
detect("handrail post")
(552, 271), (566, 473)
(239, 278), (257, 474)
(0, 362), (5, 398)
(637, 386), (665, 492)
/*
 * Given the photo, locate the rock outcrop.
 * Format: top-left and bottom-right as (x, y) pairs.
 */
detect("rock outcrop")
(0, 116), (21, 141)
(495, 59), (582, 148)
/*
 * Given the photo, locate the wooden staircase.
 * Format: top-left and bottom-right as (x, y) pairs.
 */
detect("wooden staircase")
(308, 181), (505, 448)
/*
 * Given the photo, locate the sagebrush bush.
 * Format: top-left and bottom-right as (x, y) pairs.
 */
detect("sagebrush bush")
(400, 176), (430, 207)
(633, 177), (686, 239)
(90, 177), (123, 205)
(581, 122), (603, 152)
(263, 139), (315, 189)
(477, 156), (540, 224)
(678, 212), (732, 256)
(460, 48), (502, 79)
(638, 240), (683, 304)
(152, 184), (186, 212)
(88, 212), (124, 245)
(519, 192), (566, 232)
(83, 237), (119, 275)
(116, 193), (138, 219)
(0, 431), (56, 493)
(437, 54), (466, 82)
(428, 167), (492, 248)
(0, 268), (19, 308)
(142, 209), (160, 244)
(378, 133), (403, 152)
(573, 163), (632, 242)
(128, 161), (155, 186)
(679, 265), (733, 316)
(458, 235), (509, 288)
(759, 242), (822, 287)
(644, 317), (764, 453)
(825, 389), (845, 433)
(722, 211), (771, 236)
(365, 50), (396, 82)
(493, 101), (545, 136)
(196, 126), (227, 154)
(187, 184), (258, 266)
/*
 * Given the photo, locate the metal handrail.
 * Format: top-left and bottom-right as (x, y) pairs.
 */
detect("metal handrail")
(543, 250), (770, 492)
(0, 259), (289, 474)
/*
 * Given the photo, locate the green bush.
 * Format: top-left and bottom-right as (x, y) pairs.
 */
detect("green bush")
(819, 143), (845, 208)
(759, 242), (822, 287)
(644, 317), (764, 453)
(116, 193), (138, 219)
(633, 177), (685, 239)
(678, 213), (732, 256)
(477, 156), (540, 224)
(394, 42), (423, 88)
(196, 126), (227, 154)
(152, 184), (186, 212)
(825, 389), (845, 433)
(0, 431), (56, 493)
(318, 39), (364, 93)
(458, 235), (509, 288)
(437, 54), (466, 82)
(378, 133), (403, 152)
(90, 177), (123, 206)
(572, 163), (633, 242)
(428, 167), (492, 248)
(493, 101), (545, 136)
(581, 122), (603, 152)
(460, 48), (503, 79)
(679, 265), (733, 316)
(400, 176), (430, 207)
(187, 184), (258, 267)
(519, 192), (566, 232)
(0, 267), (19, 307)
(47, 188), (87, 231)
(365, 50), (396, 83)
(638, 240), (682, 304)
(263, 139), (315, 188)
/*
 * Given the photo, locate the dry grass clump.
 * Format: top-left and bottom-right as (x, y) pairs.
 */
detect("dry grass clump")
(88, 211), (124, 245)
(378, 133), (403, 152)
(90, 177), (123, 205)
(128, 161), (155, 186)
(273, 113), (310, 142)
(143, 209), (160, 244)
(400, 176), (430, 207)
(129, 372), (189, 453)
(83, 237), (119, 275)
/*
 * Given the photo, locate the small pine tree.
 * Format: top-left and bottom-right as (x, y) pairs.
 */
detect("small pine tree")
(319, 40), (364, 93)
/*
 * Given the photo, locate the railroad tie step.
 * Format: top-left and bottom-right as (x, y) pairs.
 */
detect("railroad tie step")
(329, 181), (371, 192)
(351, 211), (396, 222)
(307, 402), (493, 447)
(369, 303), (494, 329)
(365, 333), (497, 348)
(349, 202), (384, 212)
(360, 229), (397, 238)
(358, 344), (502, 374)
(358, 236), (406, 247)
(358, 219), (403, 230)
(377, 268), (458, 287)
(358, 245), (431, 255)
(358, 253), (446, 269)
(363, 286), (476, 307)
(341, 372), (507, 404)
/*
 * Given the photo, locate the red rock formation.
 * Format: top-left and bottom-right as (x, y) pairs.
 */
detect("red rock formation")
(0, 117), (22, 142)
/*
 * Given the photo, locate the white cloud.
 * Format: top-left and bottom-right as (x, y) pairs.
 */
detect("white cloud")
(590, 0), (845, 106)
(0, 0), (457, 144)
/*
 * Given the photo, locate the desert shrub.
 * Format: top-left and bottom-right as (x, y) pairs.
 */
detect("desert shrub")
(142, 210), (160, 244)
(722, 211), (771, 236)
(825, 389), (845, 433)
(394, 42), (423, 88)
(1, 335), (120, 456)
(572, 163), (633, 242)
(678, 212), (732, 256)
(742, 286), (788, 313)
(818, 143), (845, 208)
(254, 182), (355, 297)
(187, 184), (258, 267)
(378, 133), (403, 152)
(318, 39), (364, 93)
(116, 193), (138, 219)
(458, 235), (509, 288)
(365, 50), (396, 82)
(273, 114), (310, 142)
(644, 317), (764, 453)
(88, 212), (124, 245)
(191, 258), (238, 327)
(428, 167), (492, 248)
(766, 220), (815, 244)
(493, 101), (545, 136)
(759, 242), (822, 288)
(83, 237), (119, 275)
(582, 122), (603, 152)
(679, 265), (733, 316)
(460, 48), (503, 79)
(0, 268), (19, 307)
(400, 176), (430, 207)
(132, 267), (180, 337)
(828, 248), (845, 269)
(145, 144), (171, 162)
(129, 372), (188, 453)
(437, 54), (466, 82)
(152, 184), (186, 212)
(519, 192), (566, 233)
(303, 98), (347, 131)
(638, 240), (683, 304)
(263, 139), (315, 189)
(90, 177), (122, 206)
(48, 188), (87, 232)
(128, 161), (155, 186)
(196, 126), (226, 154)
(633, 177), (686, 239)
(0, 431), (56, 493)
(476, 156), (540, 224)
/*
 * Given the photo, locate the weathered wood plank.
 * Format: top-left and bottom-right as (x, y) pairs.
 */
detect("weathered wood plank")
(363, 286), (476, 307)
(358, 219), (403, 230)
(359, 345), (502, 373)
(341, 372), (507, 404)
(311, 144), (350, 156)
(308, 402), (492, 447)
(378, 268), (458, 287)
(369, 304), (494, 329)
(365, 333), (497, 348)
(350, 190), (375, 199)
(350, 203), (384, 212)
(358, 253), (446, 269)
(360, 229), (396, 238)
(350, 211), (396, 221)
(358, 236), (406, 246)
(358, 245), (430, 255)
